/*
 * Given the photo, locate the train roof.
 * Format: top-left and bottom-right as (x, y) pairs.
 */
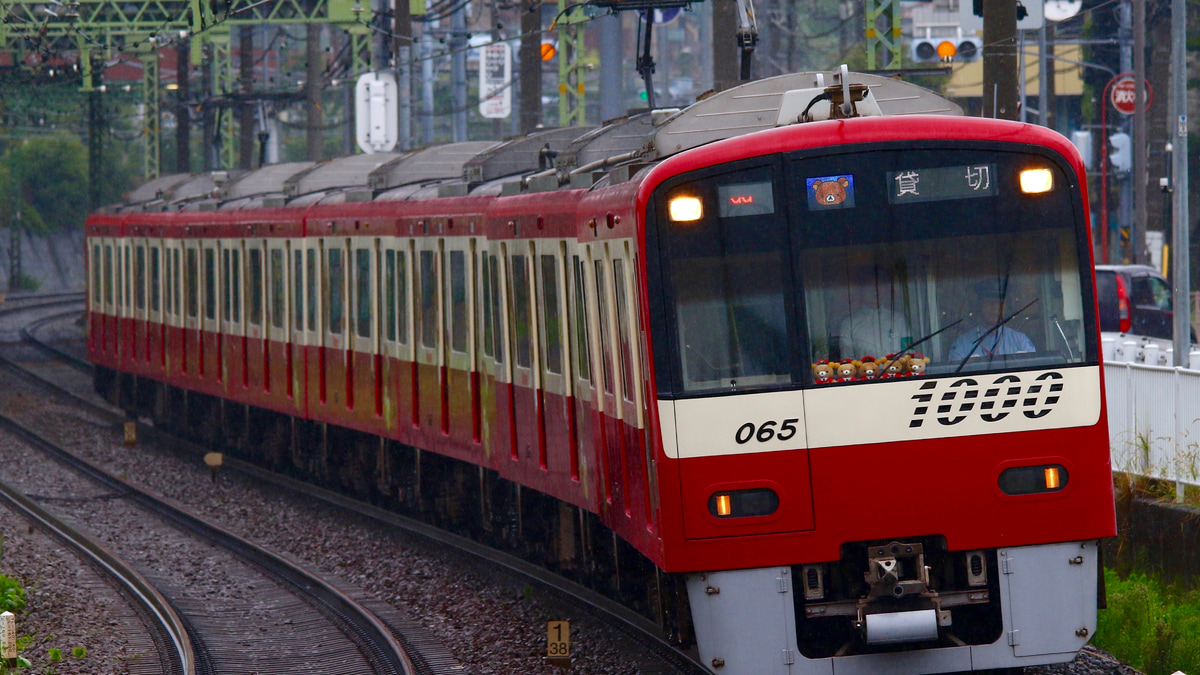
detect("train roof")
(99, 68), (963, 214)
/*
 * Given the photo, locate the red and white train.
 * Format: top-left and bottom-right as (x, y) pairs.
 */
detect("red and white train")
(88, 69), (1117, 674)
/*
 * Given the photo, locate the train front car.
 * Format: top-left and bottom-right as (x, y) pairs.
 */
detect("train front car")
(642, 115), (1116, 674)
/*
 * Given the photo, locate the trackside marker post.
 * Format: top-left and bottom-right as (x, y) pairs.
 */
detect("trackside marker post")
(204, 452), (223, 483)
(123, 420), (137, 446)
(546, 620), (569, 667)
(1, 610), (16, 665)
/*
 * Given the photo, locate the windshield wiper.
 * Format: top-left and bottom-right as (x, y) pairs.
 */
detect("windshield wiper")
(953, 298), (1040, 373)
(867, 319), (963, 380)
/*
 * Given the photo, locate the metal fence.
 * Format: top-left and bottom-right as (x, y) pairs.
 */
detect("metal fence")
(1104, 335), (1200, 498)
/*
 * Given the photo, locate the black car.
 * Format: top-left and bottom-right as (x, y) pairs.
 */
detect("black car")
(1094, 264), (1175, 339)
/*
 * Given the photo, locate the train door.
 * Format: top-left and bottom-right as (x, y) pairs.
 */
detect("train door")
(612, 242), (650, 527)
(183, 239), (200, 378)
(444, 236), (474, 444)
(589, 242), (622, 512)
(221, 241), (245, 390)
(162, 239), (177, 374)
(568, 246), (596, 499)
(88, 239), (101, 356)
(474, 242), (493, 448)
(120, 239), (132, 368)
(415, 236), (444, 434)
(149, 240), (165, 372)
(535, 239), (572, 488)
(321, 237), (350, 410)
(100, 239), (115, 358)
(201, 240), (221, 384)
(290, 239), (313, 415)
(350, 236), (378, 418)
(267, 240), (288, 399)
(247, 240), (268, 392)
(494, 241), (516, 461)
(507, 241), (541, 471)
(380, 237), (402, 431)
(133, 239), (148, 369)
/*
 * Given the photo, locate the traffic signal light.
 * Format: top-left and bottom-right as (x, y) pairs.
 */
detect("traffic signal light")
(1109, 132), (1132, 172)
(910, 35), (982, 63)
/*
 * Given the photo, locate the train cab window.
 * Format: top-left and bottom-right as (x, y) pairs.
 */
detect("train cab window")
(450, 250), (468, 353)
(186, 248), (199, 318)
(355, 248), (371, 338)
(572, 257), (592, 382)
(481, 253), (494, 358)
(293, 250), (304, 332)
(540, 254), (563, 374)
(397, 251), (410, 346)
(385, 250), (398, 342)
(249, 247), (264, 327)
(511, 254), (533, 368)
(135, 246), (146, 311)
(327, 247), (344, 335)
(306, 250), (317, 333)
(420, 250), (438, 349)
(272, 249), (286, 330)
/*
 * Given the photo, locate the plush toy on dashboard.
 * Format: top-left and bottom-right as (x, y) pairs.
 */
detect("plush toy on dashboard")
(856, 356), (880, 380)
(879, 354), (906, 378)
(834, 360), (857, 383)
(904, 353), (931, 376)
(812, 359), (836, 384)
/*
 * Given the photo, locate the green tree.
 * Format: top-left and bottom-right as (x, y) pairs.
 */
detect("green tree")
(0, 135), (89, 233)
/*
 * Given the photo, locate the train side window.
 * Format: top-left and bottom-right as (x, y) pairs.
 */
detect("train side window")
(450, 250), (468, 353)
(231, 249), (241, 323)
(420, 250), (438, 349)
(293, 249), (304, 332)
(122, 245), (130, 311)
(481, 253), (494, 358)
(511, 254), (532, 368)
(103, 245), (113, 307)
(355, 248), (371, 338)
(490, 256), (504, 364)
(385, 250), (397, 342)
(328, 247), (344, 335)
(540, 254), (563, 374)
(249, 247), (263, 326)
(595, 259), (614, 394)
(272, 248), (286, 330)
(572, 256), (592, 382)
(398, 250), (410, 346)
(186, 248), (199, 318)
(164, 247), (174, 316)
(151, 247), (161, 313)
(204, 248), (217, 321)
(135, 245), (146, 311)
(613, 258), (635, 402)
(222, 249), (232, 322)
(306, 249), (318, 333)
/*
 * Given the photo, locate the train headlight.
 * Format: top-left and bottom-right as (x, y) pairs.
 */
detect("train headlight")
(708, 488), (779, 518)
(1019, 168), (1054, 194)
(998, 464), (1068, 495)
(669, 196), (703, 222)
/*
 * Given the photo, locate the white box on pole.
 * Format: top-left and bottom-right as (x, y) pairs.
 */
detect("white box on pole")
(478, 42), (512, 119)
(356, 72), (398, 154)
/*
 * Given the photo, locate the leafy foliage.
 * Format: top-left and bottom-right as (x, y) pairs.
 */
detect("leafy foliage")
(0, 574), (26, 613)
(1095, 567), (1200, 675)
(0, 135), (88, 234)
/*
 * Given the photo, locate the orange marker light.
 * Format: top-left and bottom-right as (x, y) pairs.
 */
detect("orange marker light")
(715, 494), (732, 517)
(1044, 467), (1061, 490)
(936, 40), (957, 59)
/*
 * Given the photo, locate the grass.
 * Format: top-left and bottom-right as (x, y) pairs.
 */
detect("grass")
(1095, 566), (1200, 675)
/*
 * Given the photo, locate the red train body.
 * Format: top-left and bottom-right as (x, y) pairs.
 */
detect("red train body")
(88, 71), (1116, 674)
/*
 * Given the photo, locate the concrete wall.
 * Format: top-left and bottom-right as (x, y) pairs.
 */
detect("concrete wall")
(0, 228), (86, 293)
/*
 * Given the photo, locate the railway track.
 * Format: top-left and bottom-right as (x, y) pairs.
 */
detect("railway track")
(11, 298), (707, 674)
(0, 296), (412, 675)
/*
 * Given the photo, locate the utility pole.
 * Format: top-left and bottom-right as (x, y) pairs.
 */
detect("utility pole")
(395, 0), (413, 150)
(1132, 0), (1147, 265)
(519, 0), (543, 133)
(452, 4), (468, 141)
(240, 25), (255, 169)
(712, 0), (740, 92)
(981, 0), (1018, 119)
(1170, 0), (1189, 368)
(177, 40), (191, 174)
(307, 23), (324, 161)
(1118, 0), (1132, 261)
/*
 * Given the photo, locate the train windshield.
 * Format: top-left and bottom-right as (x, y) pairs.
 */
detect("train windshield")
(649, 144), (1095, 397)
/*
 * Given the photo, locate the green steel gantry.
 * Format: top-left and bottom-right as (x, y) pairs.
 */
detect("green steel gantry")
(0, 0), (374, 178)
(865, 0), (901, 70)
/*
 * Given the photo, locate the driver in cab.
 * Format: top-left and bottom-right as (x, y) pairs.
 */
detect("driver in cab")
(949, 278), (1036, 360)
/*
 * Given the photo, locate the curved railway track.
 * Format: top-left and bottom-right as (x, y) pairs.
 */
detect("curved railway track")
(13, 298), (709, 675)
(0, 296), (413, 675)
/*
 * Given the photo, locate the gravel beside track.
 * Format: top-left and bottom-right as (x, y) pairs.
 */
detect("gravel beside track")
(1, 306), (1149, 675)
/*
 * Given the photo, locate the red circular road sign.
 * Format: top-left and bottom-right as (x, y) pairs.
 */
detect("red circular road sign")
(1111, 77), (1152, 115)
